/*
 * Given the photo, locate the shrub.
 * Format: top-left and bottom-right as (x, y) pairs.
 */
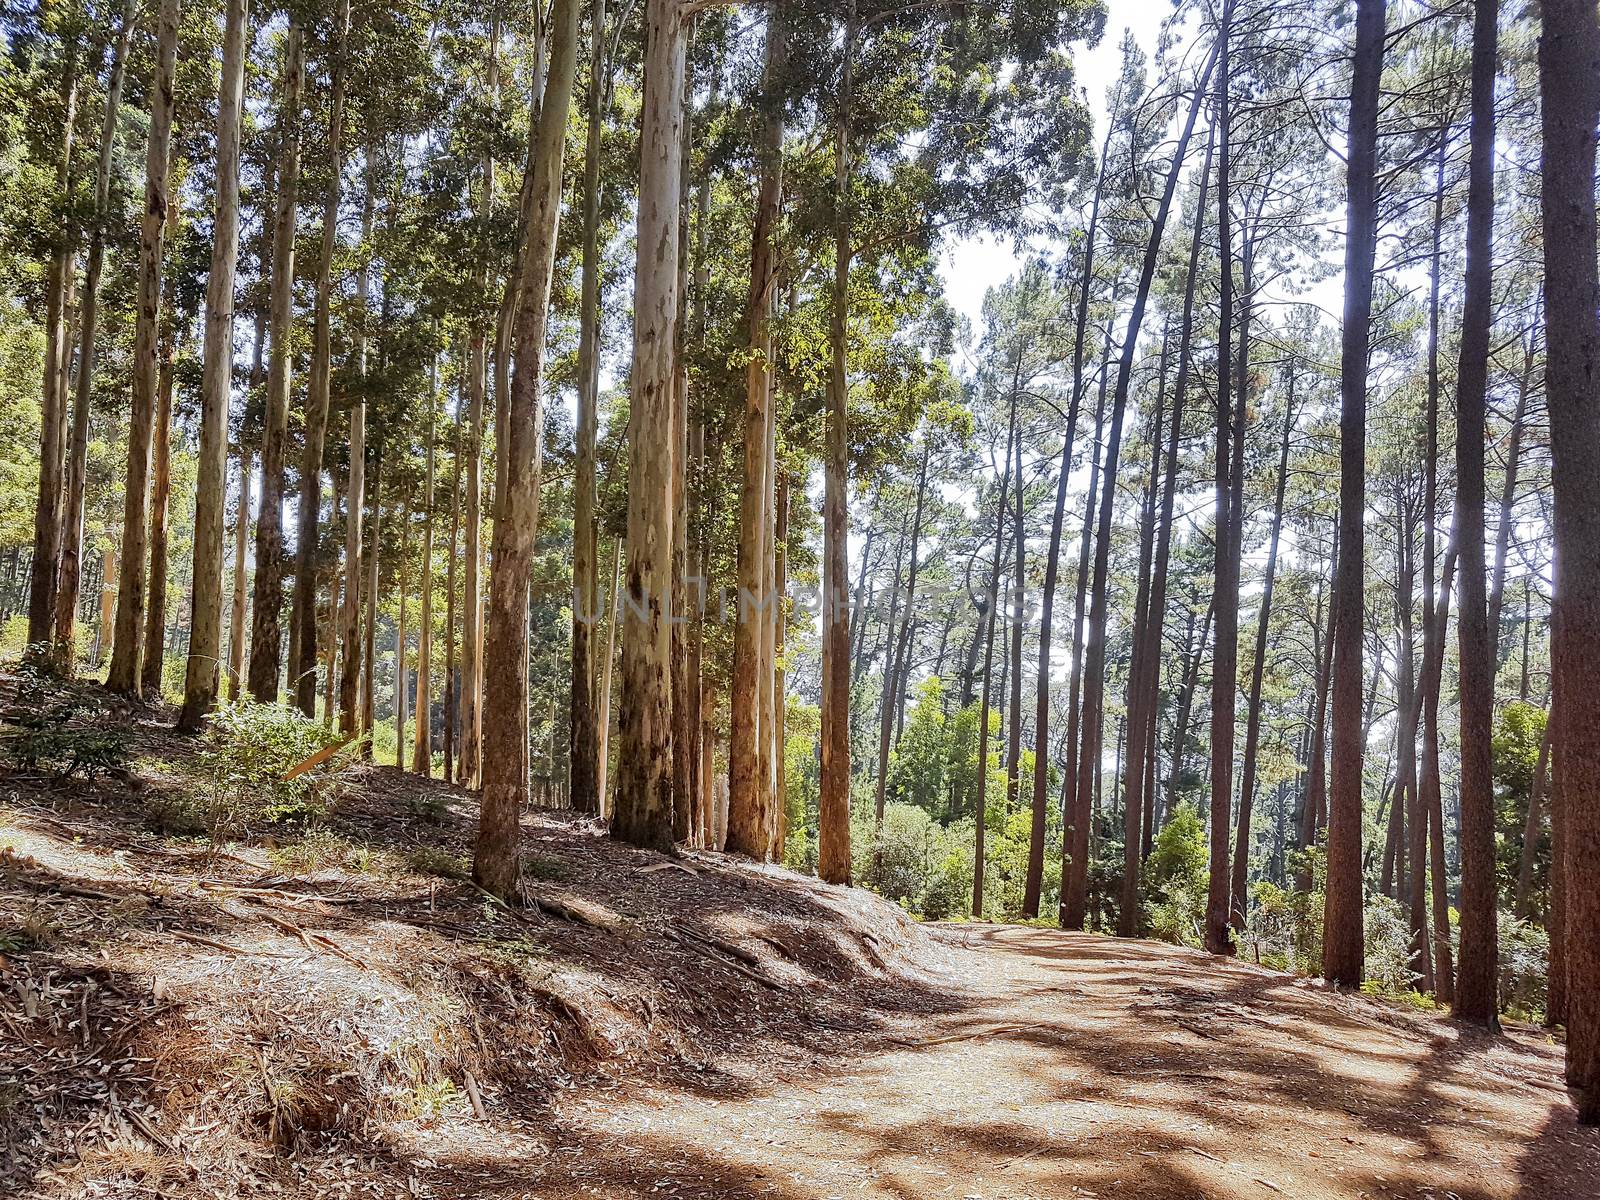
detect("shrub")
(186, 700), (358, 841)
(1364, 894), (1417, 993)
(1498, 910), (1550, 1022)
(1, 662), (130, 782)
(1143, 803), (1208, 945)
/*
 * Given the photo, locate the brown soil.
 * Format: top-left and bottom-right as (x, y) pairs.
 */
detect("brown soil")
(2, 688), (1596, 1199)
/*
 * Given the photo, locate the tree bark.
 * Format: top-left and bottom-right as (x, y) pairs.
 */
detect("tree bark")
(247, 23), (305, 703)
(1452, 0), (1500, 1029)
(55, 0), (135, 670)
(1231, 368), (1296, 930)
(28, 42), (78, 652)
(1539, 0), (1600, 1121)
(180, 0), (249, 728)
(292, 0), (351, 716)
(140, 315), (177, 698)
(817, 0), (856, 887)
(106, 0), (179, 697)
(728, 12), (787, 857)
(1322, 0), (1383, 989)
(474, 0), (582, 895)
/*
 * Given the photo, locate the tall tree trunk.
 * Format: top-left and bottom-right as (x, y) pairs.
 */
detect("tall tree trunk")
(817, 0), (856, 887)
(339, 143), (377, 737)
(1539, 0), (1600, 1121)
(180, 0), (249, 729)
(140, 315), (177, 698)
(728, 12), (787, 857)
(1323, 0), (1383, 989)
(613, 0), (684, 852)
(1075, 39), (1214, 936)
(1061, 329), (1113, 928)
(1231, 368), (1296, 930)
(56, 0), (135, 670)
(228, 443), (254, 701)
(460, 30), (496, 789)
(395, 486), (410, 769)
(569, 0), (603, 814)
(1030, 107), (1111, 921)
(445, 388), (462, 782)
(1205, 1), (1238, 957)
(412, 372), (437, 776)
(877, 441), (929, 820)
(474, 0), (582, 895)
(1119, 326), (1170, 933)
(106, 0), (179, 697)
(28, 44), (79, 651)
(974, 403), (1018, 916)
(1123, 125), (1212, 928)
(1452, 0), (1500, 1029)
(293, 0), (351, 715)
(247, 23), (305, 703)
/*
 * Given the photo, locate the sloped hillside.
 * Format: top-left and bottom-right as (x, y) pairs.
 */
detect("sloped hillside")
(0, 683), (953, 1198)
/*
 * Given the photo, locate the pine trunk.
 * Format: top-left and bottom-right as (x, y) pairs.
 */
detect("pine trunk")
(1323, 0), (1383, 988)
(1452, 0), (1500, 1028)
(1538, 0), (1600, 1122)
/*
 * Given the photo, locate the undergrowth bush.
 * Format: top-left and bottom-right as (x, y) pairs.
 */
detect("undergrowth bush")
(181, 699), (359, 841)
(1, 660), (130, 782)
(1143, 804), (1208, 946)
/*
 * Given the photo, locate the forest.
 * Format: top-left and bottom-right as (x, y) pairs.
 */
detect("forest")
(1, 0), (1599, 1193)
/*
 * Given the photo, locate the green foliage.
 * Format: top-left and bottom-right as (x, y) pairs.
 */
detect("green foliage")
(1141, 804), (1209, 947)
(1498, 911), (1550, 1023)
(0, 661), (130, 782)
(184, 700), (358, 841)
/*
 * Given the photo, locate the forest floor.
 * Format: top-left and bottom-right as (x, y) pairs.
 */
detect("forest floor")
(1, 680), (1596, 1199)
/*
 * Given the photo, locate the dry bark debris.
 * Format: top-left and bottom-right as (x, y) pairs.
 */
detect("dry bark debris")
(0, 675), (943, 1197)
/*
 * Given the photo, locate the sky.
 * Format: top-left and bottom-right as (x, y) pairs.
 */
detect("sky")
(938, 6), (1175, 336)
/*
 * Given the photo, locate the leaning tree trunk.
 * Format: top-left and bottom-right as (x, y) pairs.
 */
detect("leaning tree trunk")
(473, 0), (582, 896)
(55, 0), (134, 670)
(1452, 0), (1500, 1030)
(1032, 98), (1115, 920)
(973, 410), (1017, 916)
(1121, 125), (1212, 932)
(1076, 35), (1214, 937)
(179, 0), (249, 729)
(106, 0), (179, 697)
(1539, 0), (1600, 1123)
(1323, 0), (1384, 989)
(293, 0), (351, 716)
(246, 23), (305, 703)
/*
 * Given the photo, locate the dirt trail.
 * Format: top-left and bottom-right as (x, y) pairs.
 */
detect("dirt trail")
(526, 925), (1597, 1200)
